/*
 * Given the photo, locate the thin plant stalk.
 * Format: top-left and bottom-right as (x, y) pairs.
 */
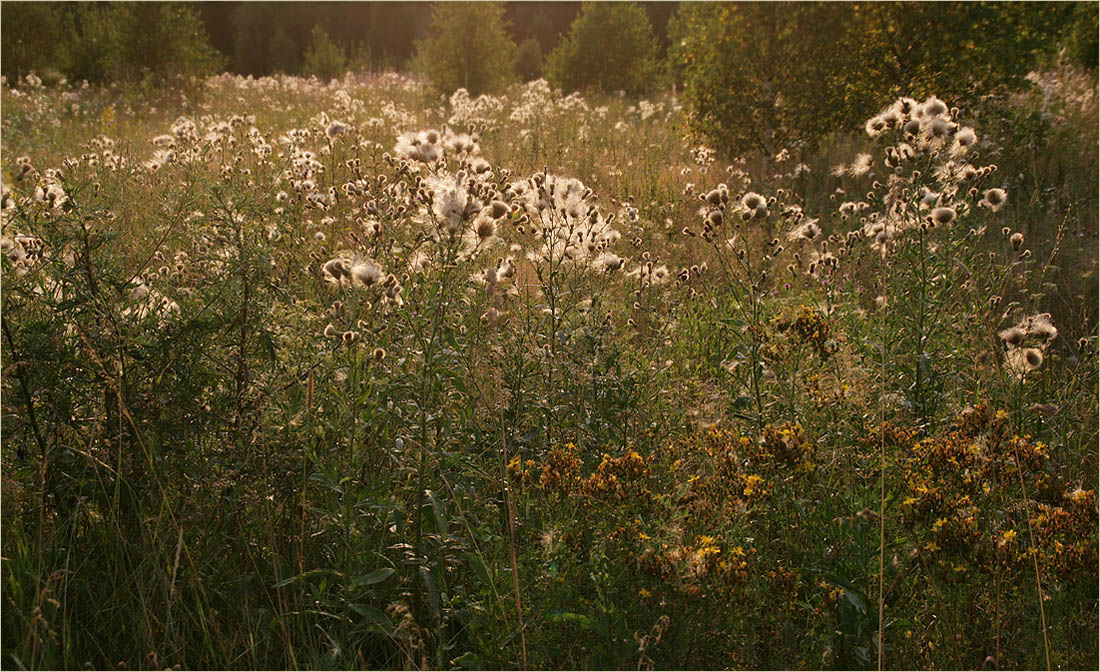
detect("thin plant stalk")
(877, 246), (889, 672)
(1010, 436), (1053, 670)
(501, 413), (529, 669)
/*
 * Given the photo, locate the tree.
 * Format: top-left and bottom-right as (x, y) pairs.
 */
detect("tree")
(303, 25), (347, 82)
(672, 2), (1079, 156)
(2, 2), (222, 86)
(415, 2), (517, 95)
(1063, 2), (1098, 71)
(826, 2), (1077, 116)
(670, 2), (839, 156)
(504, 2), (582, 52)
(0, 3), (72, 83)
(93, 2), (224, 84)
(544, 2), (660, 96)
(37, 2), (222, 86)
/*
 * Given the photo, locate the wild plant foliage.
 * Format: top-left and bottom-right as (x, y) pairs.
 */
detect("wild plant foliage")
(1, 67), (1096, 670)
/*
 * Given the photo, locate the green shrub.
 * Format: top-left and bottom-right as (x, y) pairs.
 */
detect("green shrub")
(1063, 1), (1099, 71)
(544, 2), (659, 96)
(348, 40), (373, 73)
(78, 3), (223, 86)
(671, 2), (1079, 156)
(0, 3), (72, 83)
(1, 2), (223, 87)
(303, 25), (347, 82)
(415, 2), (516, 95)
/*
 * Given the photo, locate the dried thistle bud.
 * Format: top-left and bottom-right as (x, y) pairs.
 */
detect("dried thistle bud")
(998, 327), (1025, 347)
(476, 216), (495, 240)
(931, 207), (956, 226)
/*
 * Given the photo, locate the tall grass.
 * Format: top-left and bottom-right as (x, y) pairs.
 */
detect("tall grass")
(2, 69), (1096, 670)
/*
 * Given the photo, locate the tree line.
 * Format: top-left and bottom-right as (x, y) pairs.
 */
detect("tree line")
(0, 2), (675, 83)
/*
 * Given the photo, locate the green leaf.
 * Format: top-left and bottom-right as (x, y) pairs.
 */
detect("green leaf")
(462, 552), (492, 587)
(358, 567), (395, 586)
(547, 610), (595, 630)
(348, 603), (394, 632)
(420, 565), (442, 621)
(272, 568), (343, 589)
(821, 573), (868, 616)
(428, 489), (449, 535)
(450, 651), (482, 670)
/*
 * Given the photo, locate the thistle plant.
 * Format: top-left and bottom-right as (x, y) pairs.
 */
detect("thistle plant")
(1, 67), (1095, 671)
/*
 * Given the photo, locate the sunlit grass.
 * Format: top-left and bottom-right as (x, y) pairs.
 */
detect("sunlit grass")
(1, 70), (1096, 670)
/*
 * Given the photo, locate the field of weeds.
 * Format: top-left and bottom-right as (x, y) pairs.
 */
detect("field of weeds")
(1, 68), (1097, 670)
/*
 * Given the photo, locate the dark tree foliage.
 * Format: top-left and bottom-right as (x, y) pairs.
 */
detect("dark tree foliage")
(302, 26), (348, 82)
(0, 2), (72, 82)
(205, 2), (672, 78)
(416, 2), (518, 95)
(545, 2), (661, 96)
(1063, 2), (1099, 70)
(223, 2), (427, 76)
(644, 2), (679, 56)
(1, 2), (223, 85)
(504, 2), (582, 52)
(668, 2), (842, 156)
(672, 1), (1084, 156)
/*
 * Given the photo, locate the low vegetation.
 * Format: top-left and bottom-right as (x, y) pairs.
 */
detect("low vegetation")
(1, 4), (1096, 670)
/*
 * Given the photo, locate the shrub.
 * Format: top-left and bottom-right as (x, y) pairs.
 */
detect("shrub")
(302, 25), (347, 82)
(671, 2), (1079, 156)
(83, 2), (223, 86)
(348, 41), (373, 73)
(544, 2), (659, 96)
(2, 2), (223, 87)
(416, 2), (516, 96)
(1063, 2), (1099, 71)
(0, 3), (72, 83)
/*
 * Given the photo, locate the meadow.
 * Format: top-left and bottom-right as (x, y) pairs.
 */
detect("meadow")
(1, 65), (1097, 670)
